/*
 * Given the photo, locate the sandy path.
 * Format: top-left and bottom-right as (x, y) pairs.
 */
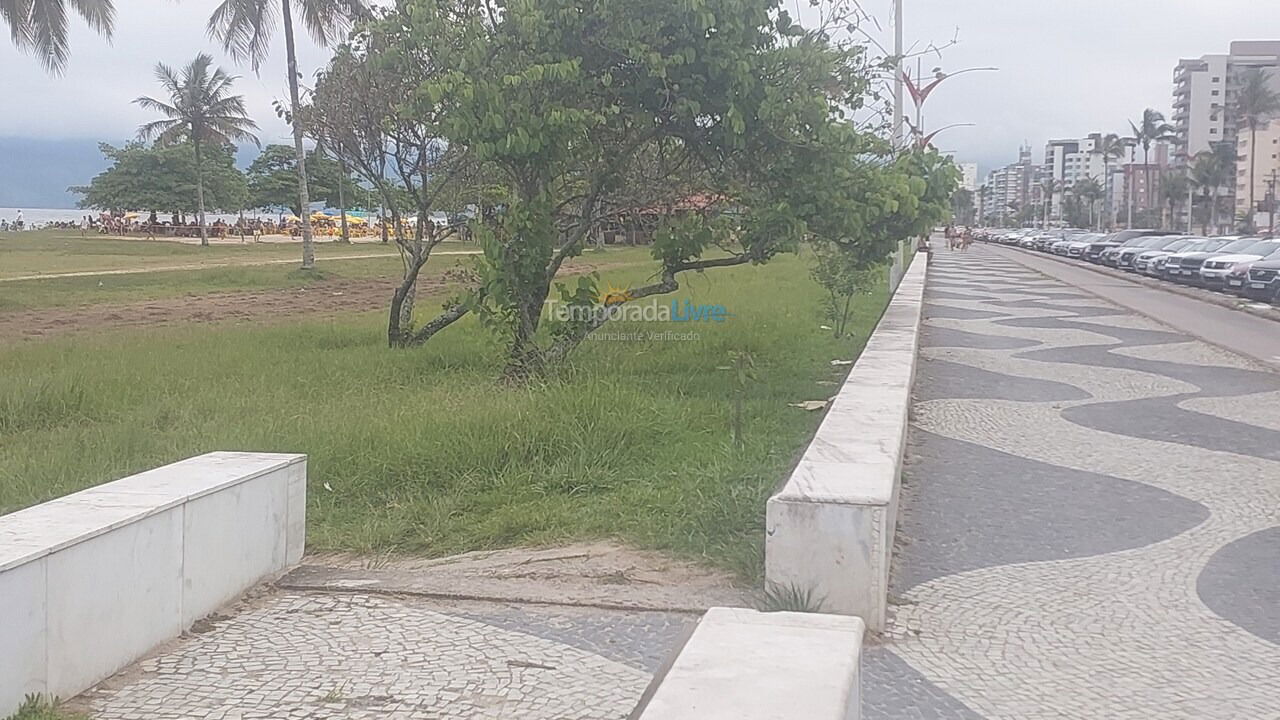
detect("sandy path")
(2, 250), (481, 283)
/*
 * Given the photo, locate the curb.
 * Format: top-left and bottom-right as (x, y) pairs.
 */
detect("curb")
(991, 245), (1280, 323)
(988, 244), (1280, 373)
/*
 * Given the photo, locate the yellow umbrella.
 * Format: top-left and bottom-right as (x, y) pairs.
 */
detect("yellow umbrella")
(123, 212), (140, 219)
(284, 214), (302, 222)
(346, 216), (367, 225)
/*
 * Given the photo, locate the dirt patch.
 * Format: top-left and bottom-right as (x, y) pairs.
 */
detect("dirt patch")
(0, 261), (616, 343)
(288, 542), (753, 613)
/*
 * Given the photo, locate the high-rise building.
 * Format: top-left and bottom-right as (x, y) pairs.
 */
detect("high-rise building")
(1043, 134), (1111, 219)
(981, 146), (1038, 225)
(1235, 118), (1280, 228)
(1172, 41), (1280, 165)
(958, 163), (979, 193)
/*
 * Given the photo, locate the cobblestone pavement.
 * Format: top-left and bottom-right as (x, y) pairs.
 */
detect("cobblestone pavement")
(74, 591), (693, 719)
(864, 247), (1280, 719)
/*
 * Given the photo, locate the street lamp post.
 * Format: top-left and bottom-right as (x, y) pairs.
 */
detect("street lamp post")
(893, 0), (904, 147)
(901, 65), (996, 150)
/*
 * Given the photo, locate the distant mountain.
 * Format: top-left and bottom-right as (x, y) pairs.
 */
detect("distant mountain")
(0, 137), (263, 210)
(0, 137), (119, 209)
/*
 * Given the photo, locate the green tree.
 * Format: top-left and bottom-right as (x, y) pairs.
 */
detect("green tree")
(1129, 109), (1174, 215)
(1061, 192), (1090, 229)
(2, 0), (114, 72)
(1091, 133), (1126, 229)
(73, 142), (248, 215)
(1039, 176), (1057, 226)
(1189, 143), (1234, 234)
(206, 0), (370, 269)
(1072, 177), (1103, 229)
(1233, 68), (1280, 230)
(305, 35), (498, 345)
(1160, 170), (1190, 231)
(377, 0), (943, 376)
(951, 187), (975, 225)
(135, 53), (259, 246)
(245, 145), (348, 215)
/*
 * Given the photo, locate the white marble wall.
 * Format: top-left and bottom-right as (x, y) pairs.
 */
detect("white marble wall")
(765, 253), (927, 630)
(0, 452), (306, 715)
(631, 607), (865, 720)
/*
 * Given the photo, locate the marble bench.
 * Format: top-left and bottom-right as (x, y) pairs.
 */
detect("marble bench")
(630, 607), (865, 720)
(0, 452), (307, 715)
(765, 252), (927, 630)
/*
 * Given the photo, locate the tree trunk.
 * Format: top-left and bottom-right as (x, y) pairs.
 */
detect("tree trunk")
(1248, 125), (1258, 231)
(338, 159), (349, 244)
(282, 0), (315, 269)
(1143, 145), (1152, 218)
(193, 138), (208, 247)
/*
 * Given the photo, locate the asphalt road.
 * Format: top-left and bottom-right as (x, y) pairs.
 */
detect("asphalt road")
(986, 244), (1280, 372)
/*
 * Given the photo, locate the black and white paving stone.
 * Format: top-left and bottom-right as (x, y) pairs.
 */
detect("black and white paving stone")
(865, 246), (1280, 719)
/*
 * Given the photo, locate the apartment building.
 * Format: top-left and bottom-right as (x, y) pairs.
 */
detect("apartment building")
(980, 146), (1038, 224)
(1172, 40), (1280, 165)
(1235, 118), (1280, 227)
(1043, 134), (1108, 219)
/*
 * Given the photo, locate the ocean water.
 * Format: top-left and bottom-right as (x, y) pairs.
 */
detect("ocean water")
(0, 208), (273, 226)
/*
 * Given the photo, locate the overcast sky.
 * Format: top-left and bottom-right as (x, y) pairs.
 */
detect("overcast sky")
(0, 0), (1273, 179)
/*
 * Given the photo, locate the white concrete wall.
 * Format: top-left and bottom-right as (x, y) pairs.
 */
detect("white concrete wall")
(0, 452), (306, 715)
(631, 607), (864, 720)
(766, 252), (927, 630)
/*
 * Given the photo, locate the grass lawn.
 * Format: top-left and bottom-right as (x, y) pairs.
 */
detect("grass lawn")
(0, 251), (888, 579)
(0, 229), (439, 279)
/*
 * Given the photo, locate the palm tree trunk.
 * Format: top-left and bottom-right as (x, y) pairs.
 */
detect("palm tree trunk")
(282, 0), (315, 269)
(1248, 124), (1258, 231)
(1143, 145), (1152, 219)
(338, 159), (349, 244)
(194, 138), (208, 247)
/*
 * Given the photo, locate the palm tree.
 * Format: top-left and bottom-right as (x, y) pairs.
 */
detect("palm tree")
(1092, 133), (1126, 230)
(1232, 68), (1280, 231)
(2, 0), (114, 73)
(135, 54), (260, 247)
(1160, 171), (1190, 231)
(1073, 177), (1103, 229)
(206, 0), (369, 269)
(1040, 176), (1057, 227)
(1189, 145), (1234, 235)
(1129, 109), (1175, 216)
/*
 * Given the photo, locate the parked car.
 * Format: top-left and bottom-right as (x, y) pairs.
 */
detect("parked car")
(1162, 238), (1237, 282)
(1243, 256), (1280, 302)
(1167, 237), (1259, 285)
(1097, 231), (1168, 267)
(1084, 229), (1165, 264)
(1198, 239), (1280, 290)
(1224, 246), (1280, 295)
(1064, 237), (1096, 258)
(1133, 238), (1200, 275)
(1115, 235), (1182, 271)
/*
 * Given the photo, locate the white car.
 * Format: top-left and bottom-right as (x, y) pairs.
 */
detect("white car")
(1198, 240), (1280, 290)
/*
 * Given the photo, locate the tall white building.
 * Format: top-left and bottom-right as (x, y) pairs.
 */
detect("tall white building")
(980, 146), (1037, 225)
(1043, 134), (1107, 219)
(1172, 41), (1280, 165)
(958, 163), (978, 193)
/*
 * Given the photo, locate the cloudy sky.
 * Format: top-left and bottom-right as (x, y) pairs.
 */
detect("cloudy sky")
(0, 0), (1272, 206)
